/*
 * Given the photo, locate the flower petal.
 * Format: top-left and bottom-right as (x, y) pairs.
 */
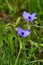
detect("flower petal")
(23, 11), (30, 21)
(24, 30), (31, 37)
(31, 13), (36, 21)
(17, 27), (31, 37)
(17, 27), (22, 35)
(17, 27), (25, 37)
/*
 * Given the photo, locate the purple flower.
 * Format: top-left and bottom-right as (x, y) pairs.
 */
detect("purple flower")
(23, 11), (36, 22)
(17, 27), (31, 37)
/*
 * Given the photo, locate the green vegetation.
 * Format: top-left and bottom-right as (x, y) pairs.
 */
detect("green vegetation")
(0, 0), (43, 65)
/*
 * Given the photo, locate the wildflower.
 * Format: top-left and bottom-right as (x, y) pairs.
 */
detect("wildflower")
(23, 11), (36, 22)
(17, 27), (31, 37)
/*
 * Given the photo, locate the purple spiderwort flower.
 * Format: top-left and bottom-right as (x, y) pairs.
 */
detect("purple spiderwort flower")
(23, 11), (36, 22)
(17, 27), (31, 37)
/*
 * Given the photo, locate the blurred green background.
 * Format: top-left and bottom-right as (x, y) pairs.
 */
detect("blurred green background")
(0, 0), (43, 65)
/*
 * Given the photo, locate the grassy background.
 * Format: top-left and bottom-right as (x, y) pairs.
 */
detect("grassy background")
(0, 0), (43, 65)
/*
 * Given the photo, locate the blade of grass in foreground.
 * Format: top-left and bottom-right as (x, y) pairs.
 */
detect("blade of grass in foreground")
(5, 0), (13, 12)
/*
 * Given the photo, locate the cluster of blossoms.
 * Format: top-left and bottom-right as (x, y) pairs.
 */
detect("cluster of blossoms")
(17, 11), (36, 37)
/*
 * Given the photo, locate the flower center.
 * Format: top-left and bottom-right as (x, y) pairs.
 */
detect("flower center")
(28, 16), (31, 19)
(21, 32), (24, 35)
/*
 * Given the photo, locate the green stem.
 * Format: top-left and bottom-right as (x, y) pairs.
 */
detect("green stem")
(26, 59), (43, 64)
(30, 24), (43, 29)
(15, 44), (22, 65)
(29, 40), (43, 47)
